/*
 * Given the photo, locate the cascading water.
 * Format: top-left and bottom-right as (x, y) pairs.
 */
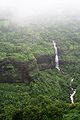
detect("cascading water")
(70, 78), (76, 104)
(53, 41), (60, 71)
(52, 40), (76, 103)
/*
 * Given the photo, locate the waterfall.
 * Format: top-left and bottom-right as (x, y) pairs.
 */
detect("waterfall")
(70, 78), (76, 104)
(52, 41), (76, 103)
(53, 41), (60, 71)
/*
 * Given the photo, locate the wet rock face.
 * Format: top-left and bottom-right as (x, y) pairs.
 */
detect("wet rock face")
(0, 58), (31, 83)
(36, 55), (55, 70)
(36, 55), (54, 64)
(0, 57), (69, 83)
(0, 55), (74, 83)
(0, 55), (55, 83)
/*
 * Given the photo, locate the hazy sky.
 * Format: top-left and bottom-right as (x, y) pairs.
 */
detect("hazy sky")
(0, 0), (80, 20)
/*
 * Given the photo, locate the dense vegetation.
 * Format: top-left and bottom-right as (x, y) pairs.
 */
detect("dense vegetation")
(0, 19), (80, 119)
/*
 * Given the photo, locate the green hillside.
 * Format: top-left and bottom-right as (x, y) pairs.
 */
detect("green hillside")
(0, 20), (80, 120)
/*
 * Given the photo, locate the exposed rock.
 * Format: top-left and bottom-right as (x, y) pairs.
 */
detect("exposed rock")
(0, 58), (31, 83)
(0, 55), (75, 83)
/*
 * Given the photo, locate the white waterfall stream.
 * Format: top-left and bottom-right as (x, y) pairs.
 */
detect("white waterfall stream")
(52, 40), (76, 103)
(53, 41), (60, 71)
(70, 78), (76, 104)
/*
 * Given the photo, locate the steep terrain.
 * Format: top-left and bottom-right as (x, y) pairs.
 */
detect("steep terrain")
(0, 19), (80, 119)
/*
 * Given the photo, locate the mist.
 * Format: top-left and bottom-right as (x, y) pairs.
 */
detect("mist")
(0, 0), (80, 22)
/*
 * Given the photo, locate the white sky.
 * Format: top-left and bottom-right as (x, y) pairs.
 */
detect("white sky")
(0, 0), (80, 19)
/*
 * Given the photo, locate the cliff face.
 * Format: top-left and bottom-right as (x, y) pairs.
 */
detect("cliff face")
(0, 55), (55, 83)
(0, 55), (74, 83)
(0, 58), (31, 83)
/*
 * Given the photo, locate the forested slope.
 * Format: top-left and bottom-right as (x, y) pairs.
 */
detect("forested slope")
(0, 19), (80, 120)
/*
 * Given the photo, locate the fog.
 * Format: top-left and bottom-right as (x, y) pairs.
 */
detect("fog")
(0, 0), (80, 21)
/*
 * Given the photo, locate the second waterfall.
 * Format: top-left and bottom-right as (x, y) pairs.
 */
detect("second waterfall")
(53, 40), (60, 71)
